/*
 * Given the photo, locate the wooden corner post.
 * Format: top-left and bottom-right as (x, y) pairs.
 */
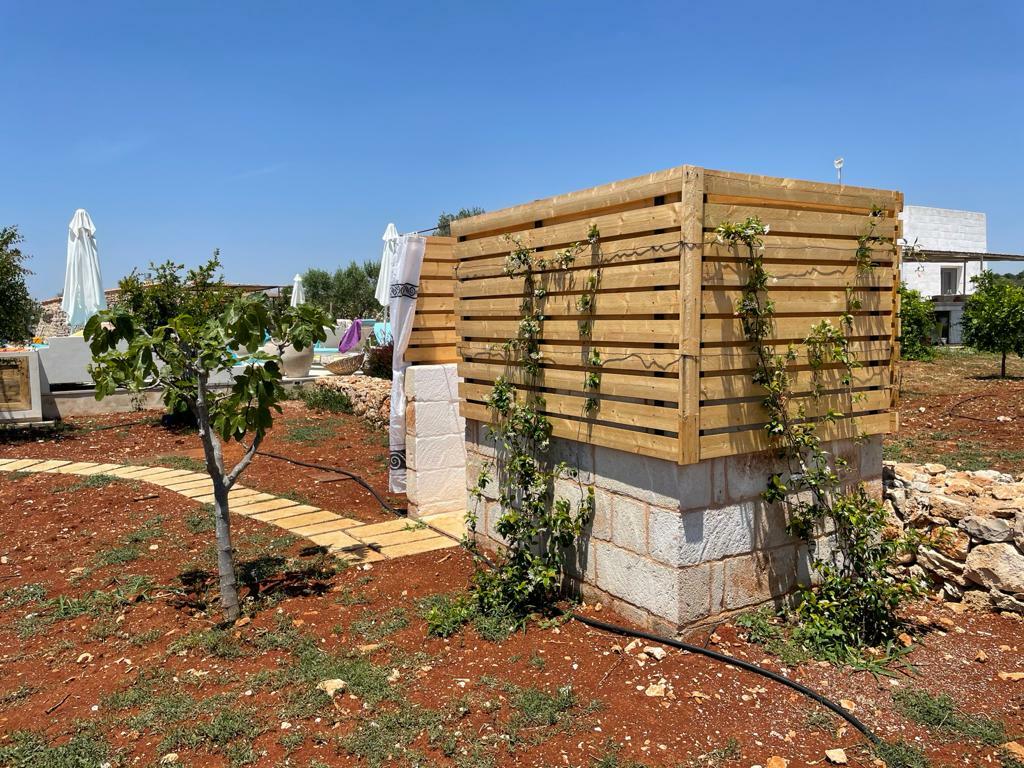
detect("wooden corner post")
(678, 166), (704, 464)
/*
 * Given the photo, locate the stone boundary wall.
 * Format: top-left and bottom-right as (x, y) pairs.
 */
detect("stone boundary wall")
(885, 461), (1024, 615)
(310, 376), (390, 429)
(466, 420), (883, 634)
(405, 364), (466, 519)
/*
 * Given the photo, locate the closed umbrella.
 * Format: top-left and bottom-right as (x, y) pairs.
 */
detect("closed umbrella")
(290, 273), (305, 307)
(62, 209), (106, 328)
(374, 223), (400, 311)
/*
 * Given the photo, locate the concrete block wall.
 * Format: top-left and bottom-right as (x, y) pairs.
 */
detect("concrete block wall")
(466, 420), (884, 635)
(901, 205), (987, 298)
(404, 364), (467, 518)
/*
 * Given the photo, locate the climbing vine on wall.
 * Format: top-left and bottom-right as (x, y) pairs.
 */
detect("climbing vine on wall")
(717, 214), (919, 653)
(466, 229), (600, 623)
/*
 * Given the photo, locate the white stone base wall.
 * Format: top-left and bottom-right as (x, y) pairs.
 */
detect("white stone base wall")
(465, 420), (883, 634)
(405, 364), (467, 518)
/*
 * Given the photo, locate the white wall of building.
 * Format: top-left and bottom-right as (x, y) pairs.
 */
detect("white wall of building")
(900, 205), (987, 297)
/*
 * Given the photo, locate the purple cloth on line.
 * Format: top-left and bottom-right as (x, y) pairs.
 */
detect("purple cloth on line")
(338, 319), (362, 353)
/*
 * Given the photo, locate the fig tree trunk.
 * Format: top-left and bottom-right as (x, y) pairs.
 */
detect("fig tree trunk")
(211, 478), (240, 622)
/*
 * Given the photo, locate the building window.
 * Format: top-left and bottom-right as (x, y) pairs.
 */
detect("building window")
(940, 267), (960, 295)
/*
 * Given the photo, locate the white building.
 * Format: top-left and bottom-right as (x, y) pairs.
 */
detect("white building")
(900, 205), (988, 344)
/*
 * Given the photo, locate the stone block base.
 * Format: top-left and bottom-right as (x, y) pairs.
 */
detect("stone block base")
(465, 419), (884, 634)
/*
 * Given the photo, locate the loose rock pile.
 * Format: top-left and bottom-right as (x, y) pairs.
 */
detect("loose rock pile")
(310, 375), (391, 429)
(884, 461), (1024, 615)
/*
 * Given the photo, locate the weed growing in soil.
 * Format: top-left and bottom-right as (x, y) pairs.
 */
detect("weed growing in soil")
(59, 473), (123, 492)
(874, 740), (931, 768)
(418, 592), (515, 642)
(893, 688), (1007, 745)
(298, 386), (354, 413)
(591, 741), (650, 768)
(0, 582), (46, 609)
(350, 606), (409, 642)
(0, 725), (113, 768)
(170, 628), (246, 659)
(338, 704), (443, 767)
(186, 504), (217, 534)
(160, 705), (264, 757)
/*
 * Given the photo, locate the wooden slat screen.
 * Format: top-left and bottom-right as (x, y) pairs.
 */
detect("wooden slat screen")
(407, 236), (459, 364)
(451, 166), (902, 463)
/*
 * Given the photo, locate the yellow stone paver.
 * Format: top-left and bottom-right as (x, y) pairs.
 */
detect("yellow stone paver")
(346, 518), (419, 538)
(0, 456), (462, 562)
(360, 526), (437, 548)
(1, 459), (45, 471)
(262, 510), (338, 529)
(378, 535), (455, 559)
(52, 461), (101, 474)
(75, 463), (125, 476)
(25, 460), (73, 472)
(248, 504), (321, 523)
(308, 529), (364, 551)
(288, 518), (362, 537)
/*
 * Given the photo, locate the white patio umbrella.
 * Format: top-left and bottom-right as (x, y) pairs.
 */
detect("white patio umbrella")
(62, 209), (106, 328)
(374, 222), (400, 311)
(290, 273), (305, 307)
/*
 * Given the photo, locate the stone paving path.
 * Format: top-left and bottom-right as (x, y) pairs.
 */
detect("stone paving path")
(0, 457), (463, 563)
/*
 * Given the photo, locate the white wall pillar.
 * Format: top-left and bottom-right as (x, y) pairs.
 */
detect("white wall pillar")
(404, 364), (467, 518)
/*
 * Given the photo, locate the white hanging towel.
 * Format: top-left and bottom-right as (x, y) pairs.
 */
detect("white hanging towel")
(387, 234), (426, 493)
(374, 223), (401, 312)
(62, 209), (106, 327)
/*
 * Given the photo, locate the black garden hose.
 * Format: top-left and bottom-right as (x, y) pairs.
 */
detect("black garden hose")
(246, 450), (884, 747)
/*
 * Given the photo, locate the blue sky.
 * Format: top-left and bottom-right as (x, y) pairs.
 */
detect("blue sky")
(3, 1), (1023, 298)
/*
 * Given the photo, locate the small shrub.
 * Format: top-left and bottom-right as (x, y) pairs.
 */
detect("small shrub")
(419, 593), (476, 638)
(299, 386), (353, 413)
(899, 283), (937, 360)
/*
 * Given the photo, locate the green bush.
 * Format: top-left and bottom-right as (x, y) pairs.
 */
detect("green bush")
(364, 340), (393, 379)
(298, 386), (353, 413)
(898, 283), (937, 360)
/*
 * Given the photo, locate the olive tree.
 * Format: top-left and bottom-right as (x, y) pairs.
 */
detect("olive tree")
(85, 278), (329, 621)
(961, 270), (1024, 377)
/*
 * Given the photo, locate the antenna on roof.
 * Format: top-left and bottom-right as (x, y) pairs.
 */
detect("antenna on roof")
(833, 157), (844, 188)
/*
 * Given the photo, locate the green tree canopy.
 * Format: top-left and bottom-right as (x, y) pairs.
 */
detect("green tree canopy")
(961, 270), (1024, 377)
(299, 261), (380, 319)
(0, 226), (41, 343)
(434, 207), (485, 237)
(898, 283), (937, 361)
(86, 258), (330, 620)
(115, 253), (240, 334)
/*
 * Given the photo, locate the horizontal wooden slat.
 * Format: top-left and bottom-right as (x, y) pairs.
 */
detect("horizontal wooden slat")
(700, 388), (891, 431)
(419, 261), (457, 278)
(702, 260), (892, 288)
(409, 329), (458, 345)
(703, 236), (896, 264)
(458, 260), (681, 299)
(405, 348), (460, 363)
(451, 167), (685, 238)
(458, 361), (678, 402)
(700, 340), (892, 374)
(704, 170), (900, 211)
(700, 412), (892, 460)
(417, 296), (454, 312)
(461, 290), (679, 319)
(456, 203), (683, 260)
(458, 341), (681, 374)
(462, 400), (677, 458)
(700, 365), (889, 402)
(704, 204), (898, 240)
(457, 318), (679, 344)
(703, 314), (890, 344)
(455, 232), (683, 280)
(701, 288), (891, 315)
(460, 382), (678, 430)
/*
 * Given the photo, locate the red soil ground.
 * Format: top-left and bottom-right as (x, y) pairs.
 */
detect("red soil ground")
(0, 401), (1022, 766)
